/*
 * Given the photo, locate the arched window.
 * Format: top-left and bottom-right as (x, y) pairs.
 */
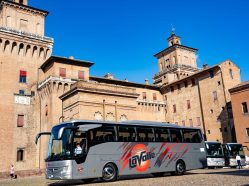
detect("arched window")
(120, 114), (128, 121)
(94, 111), (103, 121)
(229, 69), (233, 79)
(106, 113), (115, 121)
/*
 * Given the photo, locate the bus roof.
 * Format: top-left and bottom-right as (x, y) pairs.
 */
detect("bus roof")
(56, 119), (201, 130)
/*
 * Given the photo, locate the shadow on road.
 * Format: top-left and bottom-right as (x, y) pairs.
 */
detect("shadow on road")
(205, 169), (249, 177)
(47, 172), (200, 186)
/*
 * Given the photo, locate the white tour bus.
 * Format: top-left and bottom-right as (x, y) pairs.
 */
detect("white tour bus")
(205, 141), (225, 168)
(36, 120), (207, 182)
(222, 143), (246, 168)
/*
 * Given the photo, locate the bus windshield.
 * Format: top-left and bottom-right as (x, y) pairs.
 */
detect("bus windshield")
(206, 143), (224, 158)
(47, 125), (88, 161)
(226, 144), (245, 158)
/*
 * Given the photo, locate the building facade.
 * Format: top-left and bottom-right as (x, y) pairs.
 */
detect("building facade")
(229, 81), (249, 156)
(0, 0), (242, 174)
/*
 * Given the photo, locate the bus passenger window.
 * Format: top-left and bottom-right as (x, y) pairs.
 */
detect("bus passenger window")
(90, 126), (116, 144)
(118, 126), (136, 142)
(137, 127), (154, 142)
(170, 129), (183, 142)
(155, 128), (171, 142)
(182, 129), (202, 143)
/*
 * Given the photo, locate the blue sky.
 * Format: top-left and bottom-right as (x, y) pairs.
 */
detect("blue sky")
(30, 0), (249, 83)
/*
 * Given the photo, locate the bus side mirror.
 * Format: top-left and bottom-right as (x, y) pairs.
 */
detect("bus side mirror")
(35, 132), (51, 144)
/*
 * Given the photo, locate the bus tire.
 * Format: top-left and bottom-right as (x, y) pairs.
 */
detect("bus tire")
(102, 163), (118, 182)
(174, 160), (186, 175)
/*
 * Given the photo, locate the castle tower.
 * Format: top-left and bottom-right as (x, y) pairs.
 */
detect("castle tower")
(153, 32), (198, 85)
(0, 0), (53, 172)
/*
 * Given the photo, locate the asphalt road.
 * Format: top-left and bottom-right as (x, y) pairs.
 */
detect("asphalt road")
(0, 168), (249, 186)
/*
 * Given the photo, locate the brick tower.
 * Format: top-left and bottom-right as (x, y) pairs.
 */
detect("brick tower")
(0, 0), (53, 172)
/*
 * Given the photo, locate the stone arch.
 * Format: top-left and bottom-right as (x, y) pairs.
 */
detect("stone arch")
(32, 46), (38, 58)
(25, 44), (31, 57)
(0, 39), (2, 50)
(45, 48), (51, 59)
(4, 40), (10, 53)
(11, 41), (17, 54)
(18, 43), (24, 56)
(39, 47), (45, 59)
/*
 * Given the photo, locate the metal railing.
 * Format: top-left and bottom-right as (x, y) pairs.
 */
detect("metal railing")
(154, 64), (199, 78)
(0, 26), (54, 42)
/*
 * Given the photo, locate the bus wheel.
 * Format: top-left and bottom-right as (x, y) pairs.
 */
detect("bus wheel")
(175, 160), (186, 175)
(102, 163), (118, 182)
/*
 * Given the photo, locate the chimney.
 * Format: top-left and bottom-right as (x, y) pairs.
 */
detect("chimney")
(203, 63), (208, 69)
(104, 73), (114, 79)
(145, 79), (149, 85)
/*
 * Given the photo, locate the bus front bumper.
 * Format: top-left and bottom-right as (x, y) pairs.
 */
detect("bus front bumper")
(46, 160), (73, 180)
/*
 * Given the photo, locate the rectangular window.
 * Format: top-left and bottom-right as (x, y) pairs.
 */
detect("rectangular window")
(118, 126), (136, 142)
(153, 93), (157, 101)
(20, 19), (28, 31)
(242, 102), (248, 113)
(182, 129), (201, 143)
(196, 117), (201, 126)
(219, 128), (222, 132)
(187, 100), (191, 109)
(19, 89), (25, 95)
(246, 128), (249, 136)
(31, 91), (35, 97)
(17, 115), (24, 127)
(189, 119), (193, 127)
(169, 129), (183, 142)
(208, 130), (211, 134)
(59, 68), (66, 77)
(213, 91), (218, 101)
(137, 127), (154, 142)
(78, 71), (85, 80)
(17, 149), (24, 162)
(173, 104), (176, 113)
(19, 70), (27, 83)
(142, 92), (146, 100)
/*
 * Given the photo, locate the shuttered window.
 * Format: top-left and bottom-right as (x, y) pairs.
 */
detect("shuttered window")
(17, 149), (24, 161)
(78, 71), (85, 80)
(19, 70), (27, 83)
(59, 68), (66, 77)
(17, 115), (24, 127)
(153, 93), (157, 101)
(142, 92), (146, 100)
